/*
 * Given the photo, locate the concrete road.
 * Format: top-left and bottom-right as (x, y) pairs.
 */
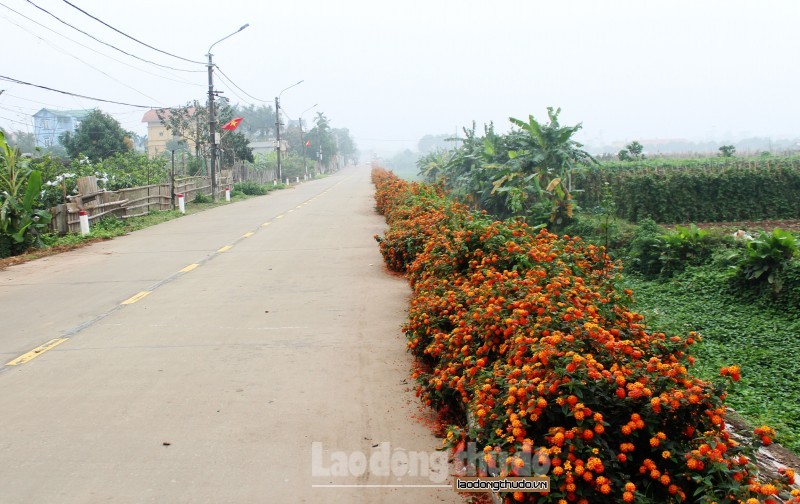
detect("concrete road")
(0, 166), (462, 503)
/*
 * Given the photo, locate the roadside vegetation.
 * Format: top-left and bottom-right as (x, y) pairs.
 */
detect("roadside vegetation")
(373, 167), (798, 503)
(408, 110), (800, 459)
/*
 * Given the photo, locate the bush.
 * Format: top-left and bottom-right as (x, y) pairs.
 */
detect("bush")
(373, 167), (799, 503)
(738, 228), (798, 298)
(233, 181), (268, 196)
(192, 192), (211, 204)
(625, 219), (664, 277)
(657, 224), (717, 276)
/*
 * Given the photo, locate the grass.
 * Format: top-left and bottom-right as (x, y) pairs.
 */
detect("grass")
(622, 265), (800, 453)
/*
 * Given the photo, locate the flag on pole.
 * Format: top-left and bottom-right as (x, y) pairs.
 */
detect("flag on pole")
(305, 139), (311, 147)
(222, 117), (244, 131)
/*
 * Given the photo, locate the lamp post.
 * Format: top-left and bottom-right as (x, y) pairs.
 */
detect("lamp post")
(299, 103), (317, 178)
(207, 23), (249, 201)
(275, 80), (303, 182)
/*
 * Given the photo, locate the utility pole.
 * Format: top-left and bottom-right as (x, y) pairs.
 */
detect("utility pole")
(206, 24), (249, 202)
(275, 80), (304, 183)
(275, 96), (281, 182)
(207, 53), (218, 201)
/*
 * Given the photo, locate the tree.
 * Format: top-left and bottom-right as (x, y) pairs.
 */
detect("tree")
(0, 131), (51, 257)
(60, 110), (133, 161)
(618, 140), (645, 161)
(718, 145), (736, 157)
(233, 104), (275, 141)
(217, 103), (254, 166)
(4, 130), (36, 153)
(333, 128), (358, 165)
(418, 134), (452, 154)
(157, 102), (206, 158)
(308, 112), (337, 170)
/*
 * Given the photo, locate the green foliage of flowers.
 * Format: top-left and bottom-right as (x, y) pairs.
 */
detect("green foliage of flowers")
(624, 264), (800, 454)
(373, 167), (800, 503)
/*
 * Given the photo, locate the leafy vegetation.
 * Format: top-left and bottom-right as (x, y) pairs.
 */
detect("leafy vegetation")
(419, 108), (596, 230)
(373, 167), (799, 503)
(59, 109), (134, 161)
(623, 265), (800, 453)
(739, 228), (798, 297)
(573, 156), (800, 224)
(0, 131), (52, 258)
(233, 181), (270, 196)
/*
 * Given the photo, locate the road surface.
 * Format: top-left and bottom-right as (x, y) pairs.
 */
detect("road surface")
(0, 165), (461, 503)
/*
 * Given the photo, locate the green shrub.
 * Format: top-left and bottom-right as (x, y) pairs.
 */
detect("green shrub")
(738, 228), (798, 297)
(193, 192), (211, 204)
(233, 181), (268, 196)
(573, 157), (800, 223)
(625, 218), (664, 277)
(658, 224), (717, 276)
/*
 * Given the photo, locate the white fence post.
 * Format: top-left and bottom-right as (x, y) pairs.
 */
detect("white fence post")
(177, 193), (185, 214)
(79, 210), (90, 236)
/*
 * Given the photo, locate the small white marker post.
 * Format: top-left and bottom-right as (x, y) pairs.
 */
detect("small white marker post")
(177, 193), (185, 214)
(225, 187), (231, 201)
(79, 210), (90, 236)
(273, 180), (277, 186)
(296, 177), (300, 184)
(285, 178), (289, 185)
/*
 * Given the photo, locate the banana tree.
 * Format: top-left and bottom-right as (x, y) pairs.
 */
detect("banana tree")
(500, 108), (596, 227)
(1, 131), (52, 253)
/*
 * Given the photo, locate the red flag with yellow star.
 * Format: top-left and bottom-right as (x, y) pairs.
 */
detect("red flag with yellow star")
(222, 117), (243, 131)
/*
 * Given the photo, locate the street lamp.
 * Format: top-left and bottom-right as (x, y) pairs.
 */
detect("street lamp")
(275, 80), (303, 182)
(299, 103), (318, 178)
(207, 23), (249, 201)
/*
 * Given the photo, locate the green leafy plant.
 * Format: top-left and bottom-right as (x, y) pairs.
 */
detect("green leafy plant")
(740, 228), (798, 297)
(192, 192), (212, 204)
(658, 224), (714, 276)
(233, 181), (268, 196)
(0, 131), (52, 257)
(626, 218), (664, 277)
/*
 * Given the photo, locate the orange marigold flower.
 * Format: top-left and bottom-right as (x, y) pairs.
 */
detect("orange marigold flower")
(622, 491), (634, 502)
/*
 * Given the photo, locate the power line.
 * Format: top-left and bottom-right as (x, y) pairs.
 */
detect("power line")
(215, 65), (271, 103)
(0, 2), (205, 87)
(0, 74), (153, 108)
(213, 71), (256, 108)
(1, 13), (163, 105)
(60, 0), (205, 66)
(22, 0), (204, 73)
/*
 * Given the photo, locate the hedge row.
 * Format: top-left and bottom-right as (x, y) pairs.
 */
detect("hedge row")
(574, 161), (800, 224)
(373, 167), (799, 503)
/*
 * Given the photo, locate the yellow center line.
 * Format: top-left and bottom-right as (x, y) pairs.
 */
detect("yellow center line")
(217, 245), (233, 253)
(179, 263), (199, 273)
(261, 222), (271, 227)
(287, 209), (294, 213)
(121, 291), (152, 305)
(296, 205), (303, 209)
(242, 232), (254, 238)
(276, 214), (284, 219)
(5, 338), (70, 366)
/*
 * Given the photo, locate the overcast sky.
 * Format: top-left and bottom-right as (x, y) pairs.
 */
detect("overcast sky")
(1, 0), (798, 155)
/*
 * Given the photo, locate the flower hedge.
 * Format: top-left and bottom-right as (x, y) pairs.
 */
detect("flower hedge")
(372, 167), (799, 503)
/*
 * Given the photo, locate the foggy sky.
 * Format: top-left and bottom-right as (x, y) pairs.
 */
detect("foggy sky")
(1, 0), (798, 155)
